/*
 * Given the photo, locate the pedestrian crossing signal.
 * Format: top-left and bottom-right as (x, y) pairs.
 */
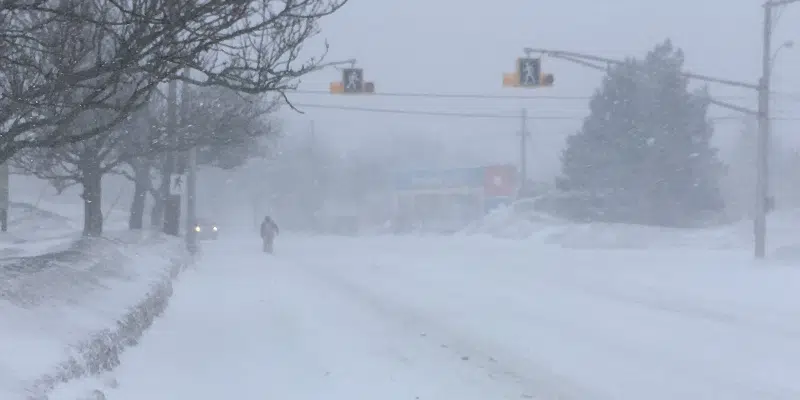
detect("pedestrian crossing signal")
(502, 73), (519, 87)
(330, 68), (375, 94)
(517, 58), (541, 86)
(502, 58), (554, 88)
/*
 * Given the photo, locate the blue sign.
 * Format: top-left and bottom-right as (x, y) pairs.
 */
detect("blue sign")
(394, 167), (484, 191)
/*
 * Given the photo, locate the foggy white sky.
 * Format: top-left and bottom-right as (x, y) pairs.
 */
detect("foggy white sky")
(278, 0), (800, 181)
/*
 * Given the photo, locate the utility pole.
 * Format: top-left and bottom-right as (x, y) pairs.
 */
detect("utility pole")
(162, 79), (179, 235)
(519, 108), (528, 189)
(308, 120), (318, 230)
(753, 0), (799, 257)
(755, 3), (774, 259)
(165, 68), (195, 238)
(0, 162), (8, 232)
(183, 67), (198, 254)
(186, 145), (197, 252)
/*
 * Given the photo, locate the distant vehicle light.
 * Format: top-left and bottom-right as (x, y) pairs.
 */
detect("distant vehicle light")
(194, 226), (201, 232)
(212, 226), (218, 231)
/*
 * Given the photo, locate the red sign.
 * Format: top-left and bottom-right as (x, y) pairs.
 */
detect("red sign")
(483, 164), (516, 196)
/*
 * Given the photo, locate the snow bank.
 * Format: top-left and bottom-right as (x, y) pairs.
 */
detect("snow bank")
(463, 204), (800, 253)
(0, 202), (80, 259)
(0, 231), (190, 400)
(460, 204), (568, 240)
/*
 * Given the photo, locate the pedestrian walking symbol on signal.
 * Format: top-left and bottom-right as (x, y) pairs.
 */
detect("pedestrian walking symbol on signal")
(330, 65), (375, 94)
(344, 69), (362, 92)
(502, 55), (554, 88)
(520, 58), (539, 86)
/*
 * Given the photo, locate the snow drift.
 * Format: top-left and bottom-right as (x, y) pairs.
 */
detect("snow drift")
(0, 231), (190, 400)
(463, 203), (800, 254)
(0, 202), (81, 259)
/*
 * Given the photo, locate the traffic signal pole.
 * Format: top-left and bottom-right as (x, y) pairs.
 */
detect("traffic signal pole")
(519, 108), (528, 188)
(184, 67), (198, 254)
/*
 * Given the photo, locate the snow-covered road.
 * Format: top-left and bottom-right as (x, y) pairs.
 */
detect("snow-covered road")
(85, 233), (800, 400)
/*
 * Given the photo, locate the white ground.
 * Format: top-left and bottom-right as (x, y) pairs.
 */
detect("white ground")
(0, 177), (186, 399)
(53, 230), (800, 400)
(0, 230), (184, 400)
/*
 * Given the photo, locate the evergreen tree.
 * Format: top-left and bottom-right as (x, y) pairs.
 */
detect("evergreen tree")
(557, 40), (725, 226)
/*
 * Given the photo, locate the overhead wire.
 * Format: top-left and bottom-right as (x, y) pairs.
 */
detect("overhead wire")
(289, 103), (800, 122)
(287, 89), (800, 102)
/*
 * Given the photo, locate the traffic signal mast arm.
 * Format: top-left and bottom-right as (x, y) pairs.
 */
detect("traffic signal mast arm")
(769, 0), (800, 7)
(523, 48), (759, 116)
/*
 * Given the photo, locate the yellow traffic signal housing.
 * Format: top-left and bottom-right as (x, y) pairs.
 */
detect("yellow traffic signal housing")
(329, 80), (375, 94)
(503, 58), (555, 88)
(501, 72), (555, 88)
(330, 66), (375, 94)
(502, 72), (519, 87)
(330, 81), (344, 93)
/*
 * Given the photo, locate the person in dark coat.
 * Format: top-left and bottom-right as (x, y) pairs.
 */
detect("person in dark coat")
(260, 216), (279, 253)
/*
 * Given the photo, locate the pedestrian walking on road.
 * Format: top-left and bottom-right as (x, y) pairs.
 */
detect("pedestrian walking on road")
(260, 215), (279, 254)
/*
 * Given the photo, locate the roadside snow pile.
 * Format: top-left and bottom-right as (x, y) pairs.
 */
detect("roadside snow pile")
(541, 222), (744, 250)
(460, 204), (568, 239)
(0, 231), (189, 400)
(9, 202), (76, 233)
(463, 204), (800, 252)
(0, 202), (80, 259)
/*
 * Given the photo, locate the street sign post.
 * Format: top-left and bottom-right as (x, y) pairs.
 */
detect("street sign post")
(0, 163), (8, 232)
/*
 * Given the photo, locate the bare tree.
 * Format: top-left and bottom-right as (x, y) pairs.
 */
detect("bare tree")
(0, 0), (347, 162)
(13, 108), (131, 236)
(13, 85), (279, 235)
(128, 85), (280, 231)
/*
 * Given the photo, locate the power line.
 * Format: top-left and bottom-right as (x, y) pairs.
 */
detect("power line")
(290, 102), (800, 121)
(292, 103), (561, 119)
(290, 90), (591, 100)
(288, 89), (800, 102)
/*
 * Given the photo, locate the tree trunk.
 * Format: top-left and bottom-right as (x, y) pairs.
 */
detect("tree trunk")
(81, 168), (103, 236)
(150, 182), (165, 229)
(129, 160), (149, 230)
(150, 154), (170, 229)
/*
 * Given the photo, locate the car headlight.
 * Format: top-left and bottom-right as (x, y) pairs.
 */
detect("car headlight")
(194, 226), (201, 232)
(212, 226), (218, 231)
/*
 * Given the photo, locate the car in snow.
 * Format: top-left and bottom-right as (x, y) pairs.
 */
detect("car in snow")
(193, 218), (219, 240)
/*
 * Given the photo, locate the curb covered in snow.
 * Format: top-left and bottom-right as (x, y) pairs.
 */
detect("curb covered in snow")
(0, 231), (191, 400)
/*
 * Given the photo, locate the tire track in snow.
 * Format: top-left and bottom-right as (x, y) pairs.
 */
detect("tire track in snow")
(291, 258), (607, 400)
(306, 258), (799, 400)
(526, 267), (800, 340)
